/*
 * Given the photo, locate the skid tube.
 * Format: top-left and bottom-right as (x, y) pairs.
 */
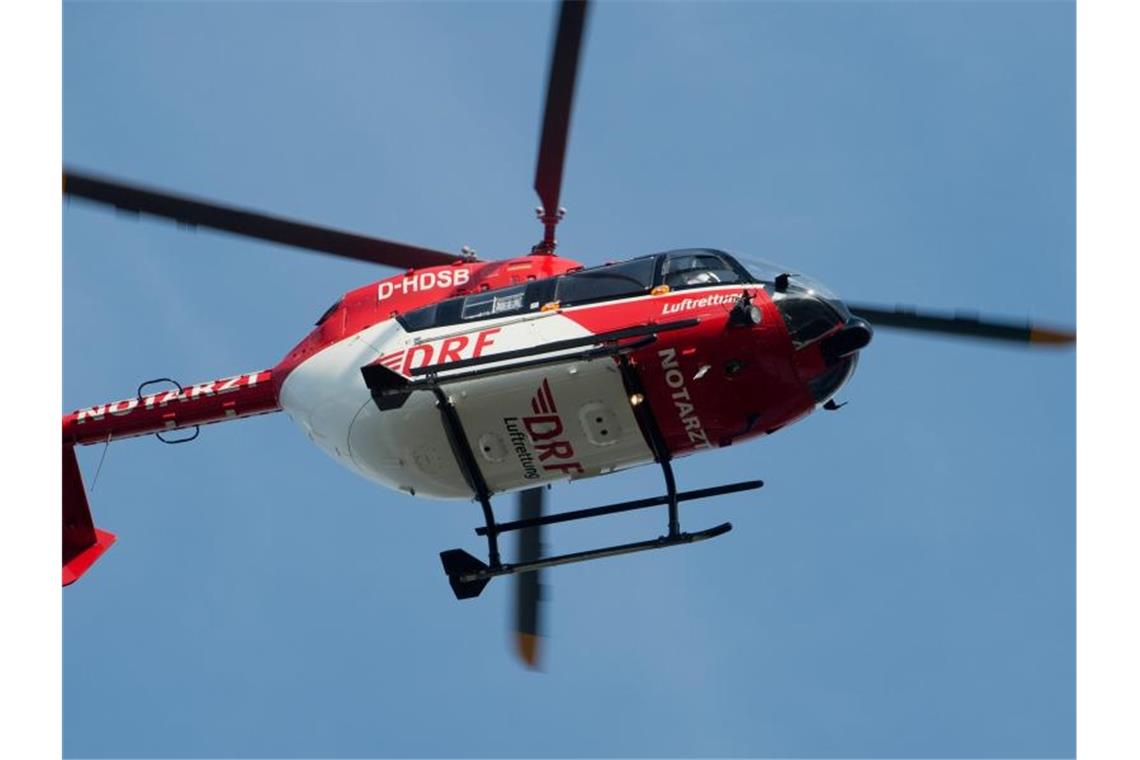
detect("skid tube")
(442, 523), (733, 598)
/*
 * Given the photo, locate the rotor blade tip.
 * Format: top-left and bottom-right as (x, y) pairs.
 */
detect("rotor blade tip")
(1029, 327), (1076, 345)
(516, 632), (542, 669)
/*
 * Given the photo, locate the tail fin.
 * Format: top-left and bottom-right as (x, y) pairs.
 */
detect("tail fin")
(62, 444), (115, 585)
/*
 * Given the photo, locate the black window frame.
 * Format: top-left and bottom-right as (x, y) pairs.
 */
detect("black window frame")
(396, 279), (556, 333)
(394, 249), (755, 333)
(553, 256), (657, 308)
(656, 249), (754, 291)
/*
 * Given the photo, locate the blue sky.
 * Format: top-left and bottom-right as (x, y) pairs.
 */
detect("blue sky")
(63, 2), (1074, 757)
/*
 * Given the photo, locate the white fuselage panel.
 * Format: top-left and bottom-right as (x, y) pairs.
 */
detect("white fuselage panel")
(279, 312), (654, 499)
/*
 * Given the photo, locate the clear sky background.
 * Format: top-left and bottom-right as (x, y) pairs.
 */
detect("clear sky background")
(62, 1), (1074, 757)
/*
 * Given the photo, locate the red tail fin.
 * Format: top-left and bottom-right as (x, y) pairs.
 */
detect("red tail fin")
(62, 443), (115, 585)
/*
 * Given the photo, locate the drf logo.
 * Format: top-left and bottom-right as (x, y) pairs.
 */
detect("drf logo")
(503, 378), (585, 477)
(376, 327), (501, 376)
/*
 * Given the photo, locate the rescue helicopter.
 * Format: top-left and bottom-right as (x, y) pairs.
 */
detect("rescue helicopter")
(62, 0), (1074, 668)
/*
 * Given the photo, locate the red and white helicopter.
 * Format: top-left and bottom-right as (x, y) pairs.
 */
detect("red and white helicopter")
(62, 0), (1073, 667)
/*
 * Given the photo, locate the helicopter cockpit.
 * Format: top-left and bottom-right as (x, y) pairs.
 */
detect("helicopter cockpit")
(627, 249), (870, 406)
(731, 253), (872, 406)
(658, 249), (751, 290)
(732, 256), (850, 335)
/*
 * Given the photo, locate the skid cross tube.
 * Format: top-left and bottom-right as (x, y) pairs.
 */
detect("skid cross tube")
(475, 480), (762, 536)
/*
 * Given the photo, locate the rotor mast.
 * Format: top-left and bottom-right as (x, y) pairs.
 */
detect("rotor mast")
(533, 206), (566, 255)
(531, 0), (590, 255)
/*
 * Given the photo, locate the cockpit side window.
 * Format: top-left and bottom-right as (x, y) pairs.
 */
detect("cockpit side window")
(660, 251), (747, 290)
(398, 281), (546, 332)
(398, 299), (447, 332)
(461, 284), (527, 321)
(554, 258), (655, 306)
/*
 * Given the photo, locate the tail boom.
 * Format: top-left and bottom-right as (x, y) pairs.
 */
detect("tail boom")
(63, 370), (279, 446)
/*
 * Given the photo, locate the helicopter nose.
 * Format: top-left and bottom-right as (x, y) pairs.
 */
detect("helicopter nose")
(794, 316), (872, 406)
(820, 317), (873, 363)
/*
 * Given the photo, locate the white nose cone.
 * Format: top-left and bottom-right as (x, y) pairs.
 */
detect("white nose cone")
(346, 391), (472, 499)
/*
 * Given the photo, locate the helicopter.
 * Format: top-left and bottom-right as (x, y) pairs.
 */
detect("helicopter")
(62, 0), (1074, 671)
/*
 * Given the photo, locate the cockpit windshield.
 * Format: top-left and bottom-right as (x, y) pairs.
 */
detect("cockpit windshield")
(733, 254), (850, 323)
(735, 256), (789, 285)
(810, 354), (858, 405)
(735, 255), (839, 299)
(778, 295), (844, 347)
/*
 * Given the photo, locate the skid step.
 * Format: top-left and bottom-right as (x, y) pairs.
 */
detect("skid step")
(441, 522), (732, 600)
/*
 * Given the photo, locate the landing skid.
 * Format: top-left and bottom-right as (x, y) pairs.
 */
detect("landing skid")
(360, 322), (762, 599)
(431, 350), (763, 600)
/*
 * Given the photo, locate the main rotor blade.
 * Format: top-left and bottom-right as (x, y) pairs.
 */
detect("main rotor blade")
(514, 487), (546, 669)
(63, 169), (464, 270)
(846, 302), (1075, 346)
(532, 0), (590, 251)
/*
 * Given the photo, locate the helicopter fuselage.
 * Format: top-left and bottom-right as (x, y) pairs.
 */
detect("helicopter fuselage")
(275, 252), (831, 499)
(64, 249), (860, 502)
